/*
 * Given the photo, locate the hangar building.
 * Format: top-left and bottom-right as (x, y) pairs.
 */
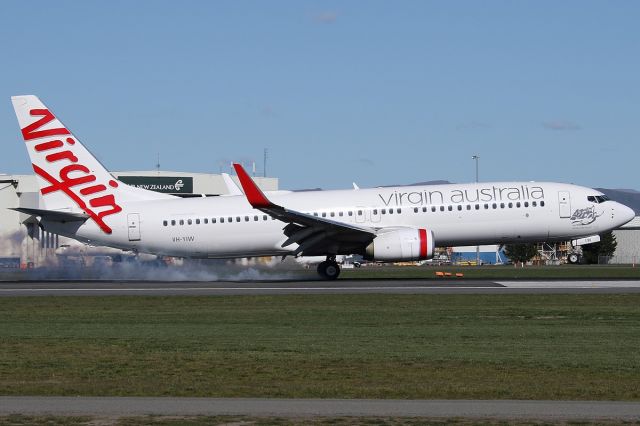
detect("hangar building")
(610, 217), (640, 264)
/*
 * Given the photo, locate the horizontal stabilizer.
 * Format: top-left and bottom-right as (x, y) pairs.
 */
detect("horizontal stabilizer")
(10, 207), (89, 222)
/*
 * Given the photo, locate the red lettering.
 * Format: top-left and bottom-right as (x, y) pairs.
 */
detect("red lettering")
(89, 195), (123, 220)
(80, 184), (107, 196)
(46, 151), (78, 163)
(59, 164), (96, 187)
(22, 109), (70, 141)
(35, 140), (64, 152)
(32, 164), (120, 234)
(24, 109), (122, 235)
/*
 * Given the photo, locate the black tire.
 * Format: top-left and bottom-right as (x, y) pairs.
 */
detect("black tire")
(317, 260), (340, 280)
(567, 253), (580, 264)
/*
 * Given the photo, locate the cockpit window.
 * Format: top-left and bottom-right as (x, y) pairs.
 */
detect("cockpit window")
(588, 195), (610, 204)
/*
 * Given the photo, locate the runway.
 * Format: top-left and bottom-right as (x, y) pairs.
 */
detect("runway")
(1, 279), (640, 296)
(1, 397), (639, 420)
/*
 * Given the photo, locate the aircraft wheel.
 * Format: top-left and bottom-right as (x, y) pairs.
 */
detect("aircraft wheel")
(317, 260), (340, 280)
(567, 253), (580, 264)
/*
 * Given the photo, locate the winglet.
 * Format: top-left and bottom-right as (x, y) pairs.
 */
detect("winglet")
(233, 163), (272, 208)
(221, 172), (243, 195)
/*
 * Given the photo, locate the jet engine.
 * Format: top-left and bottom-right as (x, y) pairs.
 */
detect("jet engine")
(365, 228), (435, 261)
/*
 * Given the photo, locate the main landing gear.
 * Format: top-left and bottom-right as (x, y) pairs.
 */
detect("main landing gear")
(317, 256), (340, 280)
(567, 252), (581, 264)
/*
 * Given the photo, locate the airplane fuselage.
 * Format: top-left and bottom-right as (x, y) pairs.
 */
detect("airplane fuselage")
(44, 181), (631, 259)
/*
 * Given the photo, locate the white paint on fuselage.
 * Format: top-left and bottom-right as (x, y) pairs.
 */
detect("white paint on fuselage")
(53, 181), (634, 259)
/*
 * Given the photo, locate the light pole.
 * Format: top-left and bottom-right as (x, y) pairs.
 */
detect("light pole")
(472, 155), (480, 266)
(472, 155), (479, 183)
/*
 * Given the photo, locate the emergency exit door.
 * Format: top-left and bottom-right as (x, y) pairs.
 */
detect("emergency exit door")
(128, 213), (141, 241)
(558, 191), (571, 218)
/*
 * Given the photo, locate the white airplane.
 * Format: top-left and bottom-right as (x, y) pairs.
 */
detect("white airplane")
(10, 95), (636, 279)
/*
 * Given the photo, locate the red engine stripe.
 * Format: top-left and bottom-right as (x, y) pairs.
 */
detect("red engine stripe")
(419, 228), (427, 259)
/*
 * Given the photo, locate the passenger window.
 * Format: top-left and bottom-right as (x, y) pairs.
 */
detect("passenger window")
(397, 208), (401, 213)
(516, 202), (521, 208)
(541, 201), (545, 207)
(196, 219), (201, 224)
(322, 212), (326, 217)
(163, 220), (168, 226)
(254, 216), (258, 221)
(440, 206), (445, 212)
(263, 215), (268, 220)
(532, 201), (537, 207)
(188, 219), (193, 225)
(171, 220), (176, 226)
(220, 218), (224, 223)
(382, 209), (386, 214)
(500, 203), (505, 209)
(448, 206), (453, 211)
(212, 218), (216, 223)
(179, 220), (184, 225)
(492, 203), (497, 209)
(236, 217), (240, 222)
(475, 204), (480, 210)
(313, 212), (318, 216)
(339, 212), (343, 217)
(389, 209), (393, 215)
(524, 202), (529, 208)
(484, 204), (489, 209)
(413, 207), (418, 213)
(457, 205), (462, 211)
(422, 207), (427, 212)
(508, 203), (513, 208)
(330, 212), (335, 217)
(358, 210), (363, 215)
(204, 218), (208, 224)
(228, 217), (233, 223)
(466, 205), (471, 210)
(348, 211), (353, 216)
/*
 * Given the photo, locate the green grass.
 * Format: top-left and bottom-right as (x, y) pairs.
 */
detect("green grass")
(1, 295), (639, 400)
(1, 415), (636, 425)
(341, 265), (640, 280)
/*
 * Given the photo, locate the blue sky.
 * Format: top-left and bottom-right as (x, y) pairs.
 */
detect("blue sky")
(0, 1), (638, 190)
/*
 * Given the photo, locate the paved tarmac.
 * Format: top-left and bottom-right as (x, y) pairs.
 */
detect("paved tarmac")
(1, 397), (639, 420)
(1, 279), (640, 296)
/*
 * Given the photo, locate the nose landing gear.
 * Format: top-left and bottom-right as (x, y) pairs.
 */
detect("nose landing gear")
(317, 256), (340, 280)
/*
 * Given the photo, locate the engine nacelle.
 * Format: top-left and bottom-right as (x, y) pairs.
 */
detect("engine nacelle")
(365, 228), (435, 261)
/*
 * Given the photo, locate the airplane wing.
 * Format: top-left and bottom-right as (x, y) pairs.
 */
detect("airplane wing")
(233, 164), (375, 256)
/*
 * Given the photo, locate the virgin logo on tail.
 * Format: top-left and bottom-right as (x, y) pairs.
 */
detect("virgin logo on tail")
(22, 108), (122, 234)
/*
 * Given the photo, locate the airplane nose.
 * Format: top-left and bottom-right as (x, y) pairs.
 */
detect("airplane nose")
(617, 203), (636, 227)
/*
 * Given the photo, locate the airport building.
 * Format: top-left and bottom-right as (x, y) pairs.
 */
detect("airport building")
(610, 217), (640, 264)
(0, 171), (278, 267)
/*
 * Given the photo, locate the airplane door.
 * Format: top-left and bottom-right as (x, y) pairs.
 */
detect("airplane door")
(558, 191), (571, 218)
(355, 207), (367, 223)
(128, 213), (141, 241)
(370, 207), (381, 223)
